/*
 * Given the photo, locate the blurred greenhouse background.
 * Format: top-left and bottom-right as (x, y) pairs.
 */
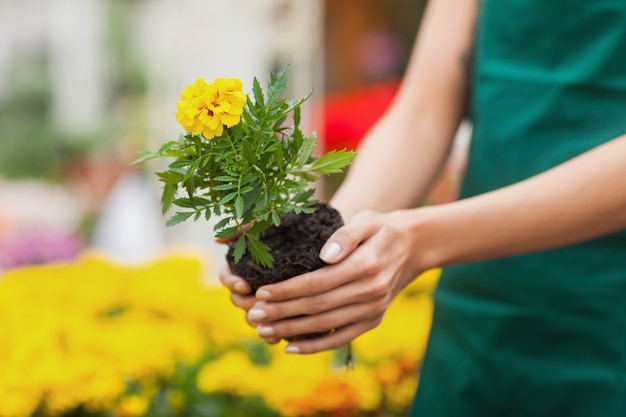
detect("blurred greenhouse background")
(0, 1), (468, 416)
(0, 0), (445, 273)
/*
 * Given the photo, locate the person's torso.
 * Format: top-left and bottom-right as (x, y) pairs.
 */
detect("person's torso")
(412, 1), (626, 414)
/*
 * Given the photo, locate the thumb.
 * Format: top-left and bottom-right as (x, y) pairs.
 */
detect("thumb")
(319, 210), (382, 264)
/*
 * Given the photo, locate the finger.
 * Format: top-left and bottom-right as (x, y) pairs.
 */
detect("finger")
(255, 324), (284, 344)
(247, 301), (269, 325)
(255, 263), (342, 303)
(261, 336), (281, 345)
(285, 319), (382, 354)
(257, 298), (387, 343)
(255, 232), (387, 303)
(318, 210), (382, 264)
(219, 265), (252, 295)
(230, 292), (257, 312)
(252, 268), (389, 323)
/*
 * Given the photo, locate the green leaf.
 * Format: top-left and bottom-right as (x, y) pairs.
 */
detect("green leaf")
(182, 157), (203, 183)
(173, 198), (195, 208)
(130, 141), (182, 165)
(191, 196), (211, 205)
(219, 191), (238, 205)
(274, 140), (284, 171)
(215, 225), (240, 239)
(272, 114), (288, 130)
(212, 183), (238, 191)
(242, 141), (259, 166)
(242, 186), (261, 214)
(213, 216), (232, 232)
(213, 175), (238, 182)
(294, 188), (315, 203)
(168, 160), (192, 171)
(161, 183), (177, 214)
(266, 66), (289, 108)
(284, 90), (313, 116)
(252, 77), (265, 109)
(291, 106), (304, 147)
(182, 178), (196, 200)
(232, 235), (247, 263)
(156, 171), (184, 185)
(310, 150), (357, 175)
(299, 171), (319, 183)
(271, 212), (281, 227)
(166, 211), (194, 227)
(247, 236), (274, 268)
(235, 195), (244, 219)
(130, 150), (158, 165)
(296, 136), (317, 166)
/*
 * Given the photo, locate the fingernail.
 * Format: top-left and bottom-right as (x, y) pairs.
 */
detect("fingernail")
(320, 242), (341, 262)
(234, 281), (248, 294)
(256, 289), (272, 300)
(248, 308), (267, 321)
(257, 326), (274, 337)
(285, 345), (301, 354)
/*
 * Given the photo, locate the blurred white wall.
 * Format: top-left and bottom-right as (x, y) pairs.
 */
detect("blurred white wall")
(135, 0), (324, 147)
(47, 0), (108, 134)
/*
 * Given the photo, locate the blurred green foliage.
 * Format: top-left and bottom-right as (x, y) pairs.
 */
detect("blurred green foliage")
(0, 0), (147, 180)
(0, 55), (91, 179)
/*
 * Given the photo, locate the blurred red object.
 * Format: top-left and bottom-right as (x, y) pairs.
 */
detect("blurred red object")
(316, 79), (467, 205)
(319, 80), (399, 152)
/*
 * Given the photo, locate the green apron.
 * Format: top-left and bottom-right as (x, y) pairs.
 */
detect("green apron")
(410, 0), (626, 415)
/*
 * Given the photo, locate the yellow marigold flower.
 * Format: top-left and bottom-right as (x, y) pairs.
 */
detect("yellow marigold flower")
(352, 293), (433, 364)
(116, 395), (149, 417)
(175, 77), (246, 140)
(385, 374), (418, 413)
(196, 351), (262, 397)
(0, 388), (40, 417)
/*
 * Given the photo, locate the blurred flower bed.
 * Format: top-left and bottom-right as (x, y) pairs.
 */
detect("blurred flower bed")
(0, 252), (438, 417)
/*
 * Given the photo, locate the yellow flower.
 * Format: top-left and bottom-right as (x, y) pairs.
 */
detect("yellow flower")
(196, 351), (262, 397)
(0, 252), (440, 417)
(115, 395), (149, 417)
(175, 77), (246, 140)
(253, 350), (382, 417)
(0, 252), (232, 416)
(0, 394), (39, 417)
(385, 374), (418, 413)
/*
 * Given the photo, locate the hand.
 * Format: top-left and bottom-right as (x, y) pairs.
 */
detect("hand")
(218, 264), (284, 344)
(217, 230), (281, 342)
(245, 209), (426, 354)
(215, 223), (259, 331)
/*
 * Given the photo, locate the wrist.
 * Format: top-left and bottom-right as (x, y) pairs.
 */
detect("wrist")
(382, 207), (442, 276)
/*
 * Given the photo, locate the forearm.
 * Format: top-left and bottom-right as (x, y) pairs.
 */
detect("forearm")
(330, 111), (458, 219)
(330, 0), (476, 220)
(415, 134), (626, 269)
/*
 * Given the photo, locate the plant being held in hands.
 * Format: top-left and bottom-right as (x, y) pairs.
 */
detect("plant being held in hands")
(134, 67), (356, 269)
